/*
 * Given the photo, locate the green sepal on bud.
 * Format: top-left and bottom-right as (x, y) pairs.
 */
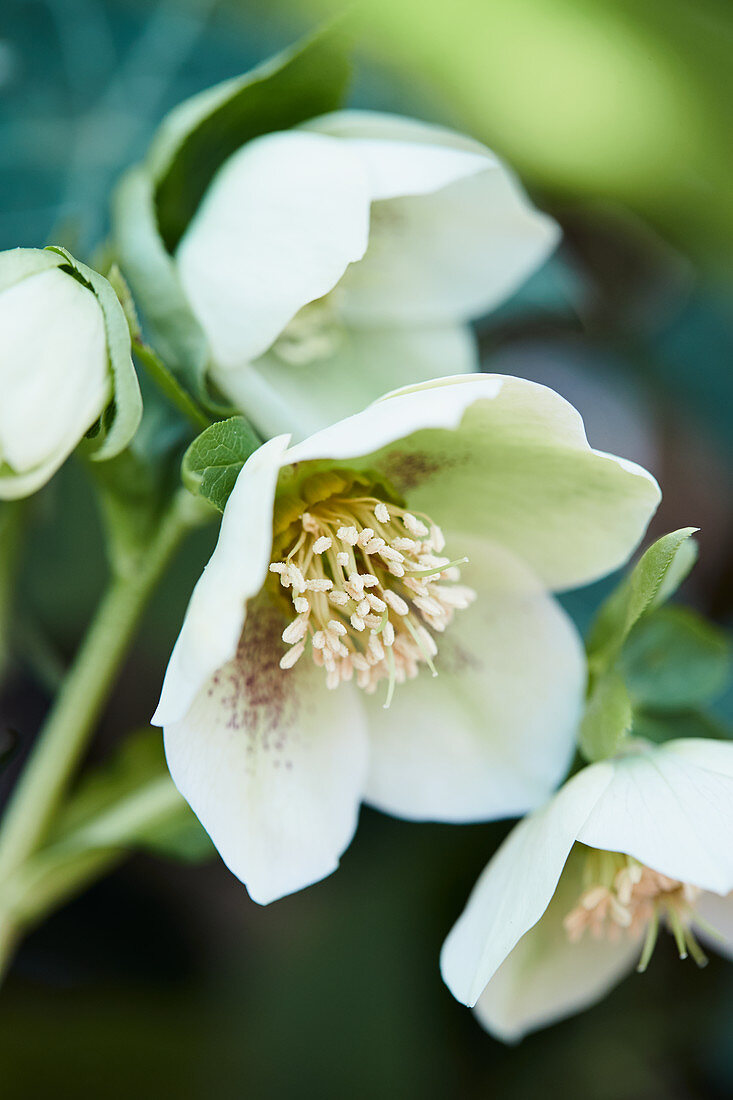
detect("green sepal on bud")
(111, 22), (351, 405)
(0, 246), (142, 500)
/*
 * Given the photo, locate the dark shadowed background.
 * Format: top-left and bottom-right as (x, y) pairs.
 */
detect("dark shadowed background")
(1, 1), (732, 1096)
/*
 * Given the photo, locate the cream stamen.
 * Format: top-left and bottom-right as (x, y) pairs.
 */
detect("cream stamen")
(270, 480), (475, 702)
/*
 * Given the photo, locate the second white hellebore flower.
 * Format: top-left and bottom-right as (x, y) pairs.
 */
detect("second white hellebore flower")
(153, 375), (659, 904)
(0, 249), (110, 499)
(175, 111), (559, 438)
(441, 738), (733, 1043)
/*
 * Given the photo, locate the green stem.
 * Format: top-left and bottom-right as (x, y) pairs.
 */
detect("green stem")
(0, 775), (188, 983)
(132, 339), (211, 431)
(0, 500), (27, 675)
(0, 492), (195, 884)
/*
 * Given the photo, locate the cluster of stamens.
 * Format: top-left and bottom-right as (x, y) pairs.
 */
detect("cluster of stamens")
(564, 848), (708, 971)
(268, 475), (475, 705)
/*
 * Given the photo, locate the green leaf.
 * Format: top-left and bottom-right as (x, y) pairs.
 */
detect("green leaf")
(112, 22), (350, 398)
(621, 605), (730, 710)
(182, 416), (262, 512)
(50, 727), (213, 864)
(579, 671), (634, 763)
(586, 528), (698, 670)
(153, 22), (351, 249)
(46, 247), (143, 461)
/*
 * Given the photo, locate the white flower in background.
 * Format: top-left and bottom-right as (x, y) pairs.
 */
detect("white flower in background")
(0, 248), (110, 499)
(441, 738), (733, 1043)
(175, 111), (559, 439)
(152, 374), (659, 905)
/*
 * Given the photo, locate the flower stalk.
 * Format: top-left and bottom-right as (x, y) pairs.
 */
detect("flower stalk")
(0, 491), (197, 893)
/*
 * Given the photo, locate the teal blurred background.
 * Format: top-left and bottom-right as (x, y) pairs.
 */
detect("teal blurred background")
(1, 1), (732, 1096)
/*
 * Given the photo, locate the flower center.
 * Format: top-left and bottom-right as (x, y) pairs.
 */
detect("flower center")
(563, 848), (708, 971)
(268, 471), (475, 705)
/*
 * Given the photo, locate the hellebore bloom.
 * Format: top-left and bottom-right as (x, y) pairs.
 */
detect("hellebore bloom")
(153, 374), (659, 904)
(0, 249), (110, 499)
(175, 111), (559, 438)
(441, 738), (733, 1043)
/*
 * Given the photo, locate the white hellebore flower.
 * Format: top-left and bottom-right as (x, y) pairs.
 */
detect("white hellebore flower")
(153, 374), (659, 905)
(441, 738), (733, 1043)
(0, 249), (110, 499)
(175, 111), (559, 439)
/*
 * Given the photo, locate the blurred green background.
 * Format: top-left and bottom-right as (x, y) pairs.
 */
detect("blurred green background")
(1, 1), (732, 1096)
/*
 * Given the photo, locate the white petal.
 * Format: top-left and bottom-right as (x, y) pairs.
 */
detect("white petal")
(335, 167), (558, 325)
(694, 890), (733, 961)
(286, 374), (660, 591)
(362, 537), (585, 822)
(176, 131), (371, 366)
(163, 598), (369, 904)
(303, 109), (489, 154)
(473, 845), (640, 1041)
(153, 435), (290, 727)
(0, 268), (108, 477)
(305, 113), (558, 322)
(303, 110), (502, 199)
(577, 739), (733, 895)
(212, 323), (477, 440)
(440, 762), (614, 1007)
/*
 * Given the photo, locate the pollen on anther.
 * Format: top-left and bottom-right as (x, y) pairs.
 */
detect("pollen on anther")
(313, 536), (332, 554)
(280, 641), (305, 669)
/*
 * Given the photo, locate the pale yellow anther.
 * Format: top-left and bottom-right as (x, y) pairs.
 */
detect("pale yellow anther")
(271, 482), (474, 697)
(430, 525), (446, 552)
(326, 633), (348, 657)
(379, 546), (404, 564)
(384, 591), (409, 615)
(305, 578), (333, 592)
(288, 564), (306, 591)
(280, 641), (305, 669)
(282, 615), (308, 645)
(337, 525), (359, 546)
(344, 578), (364, 601)
(403, 513), (429, 537)
(340, 657), (354, 683)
